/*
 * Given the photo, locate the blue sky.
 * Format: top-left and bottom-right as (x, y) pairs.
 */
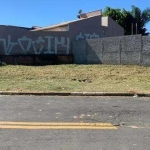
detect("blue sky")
(0, 0), (150, 31)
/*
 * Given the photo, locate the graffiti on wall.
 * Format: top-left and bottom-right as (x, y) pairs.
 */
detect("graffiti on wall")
(0, 35), (70, 55)
(76, 32), (99, 40)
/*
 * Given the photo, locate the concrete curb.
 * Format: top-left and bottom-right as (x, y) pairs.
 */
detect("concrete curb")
(0, 91), (150, 97)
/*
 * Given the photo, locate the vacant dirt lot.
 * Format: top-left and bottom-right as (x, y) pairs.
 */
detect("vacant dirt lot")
(0, 65), (150, 93)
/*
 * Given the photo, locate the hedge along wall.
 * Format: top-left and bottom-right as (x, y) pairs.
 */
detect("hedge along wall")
(73, 35), (150, 66)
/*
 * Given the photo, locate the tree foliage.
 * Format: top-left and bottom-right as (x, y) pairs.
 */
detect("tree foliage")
(102, 6), (150, 35)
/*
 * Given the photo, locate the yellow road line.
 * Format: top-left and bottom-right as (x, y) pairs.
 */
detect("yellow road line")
(0, 122), (113, 126)
(0, 122), (117, 130)
(0, 125), (117, 130)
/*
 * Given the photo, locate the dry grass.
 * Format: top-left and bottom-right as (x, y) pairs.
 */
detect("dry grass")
(0, 65), (150, 93)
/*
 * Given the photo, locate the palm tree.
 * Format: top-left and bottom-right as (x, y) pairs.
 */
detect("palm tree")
(130, 5), (150, 35)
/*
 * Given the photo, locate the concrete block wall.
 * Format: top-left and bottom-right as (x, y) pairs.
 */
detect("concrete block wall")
(102, 36), (122, 64)
(73, 35), (150, 66)
(86, 39), (103, 64)
(72, 40), (87, 64)
(121, 35), (142, 65)
(142, 36), (150, 66)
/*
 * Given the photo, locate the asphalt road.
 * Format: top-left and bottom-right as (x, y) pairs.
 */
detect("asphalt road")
(0, 95), (150, 150)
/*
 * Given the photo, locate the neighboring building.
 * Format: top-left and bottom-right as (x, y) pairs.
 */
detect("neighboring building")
(0, 10), (124, 56)
(32, 10), (124, 40)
